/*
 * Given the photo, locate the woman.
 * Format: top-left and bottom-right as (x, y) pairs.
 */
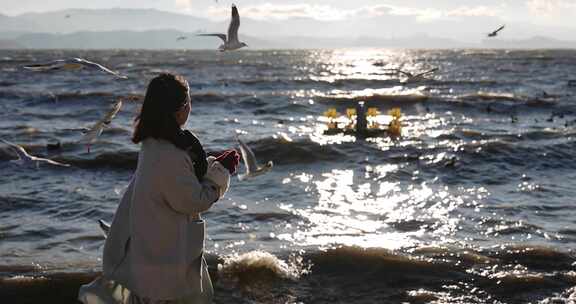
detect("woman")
(79, 73), (238, 304)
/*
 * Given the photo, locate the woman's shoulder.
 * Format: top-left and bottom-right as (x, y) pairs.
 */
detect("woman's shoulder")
(142, 138), (188, 159)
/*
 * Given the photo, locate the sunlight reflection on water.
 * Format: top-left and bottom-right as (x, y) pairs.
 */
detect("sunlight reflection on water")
(277, 165), (490, 250)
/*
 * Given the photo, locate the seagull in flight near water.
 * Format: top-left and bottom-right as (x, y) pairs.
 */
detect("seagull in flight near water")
(23, 58), (127, 79)
(389, 67), (439, 83)
(488, 25), (505, 37)
(236, 136), (273, 181)
(78, 99), (123, 153)
(98, 219), (110, 236)
(0, 139), (70, 168)
(197, 4), (247, 52)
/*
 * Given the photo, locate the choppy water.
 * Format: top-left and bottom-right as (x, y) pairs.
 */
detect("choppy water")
(1, 49), (576, 303)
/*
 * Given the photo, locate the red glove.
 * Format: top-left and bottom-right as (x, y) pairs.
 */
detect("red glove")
(214, 149), (240, 175)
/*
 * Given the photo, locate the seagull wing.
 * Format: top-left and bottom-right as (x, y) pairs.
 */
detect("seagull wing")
(36, 157), (70, 167)
(23, 60), (68, 71)
(228, 4), (241, 43)
(413, 67), (438, 78)
(237, 137), (259, 173)
(0, 139), (31, 160)
(98, 219), (110, 236)
(75, 58), (127, 79)
(488, 25), (505, 36)
(392, 69), (413, 78)
(494, 25), (505, 34)
(102, 100), (123, 125)
(79, 123), (105, 144)
(79, 100), (122, 144)
(197, 34), (228, 43)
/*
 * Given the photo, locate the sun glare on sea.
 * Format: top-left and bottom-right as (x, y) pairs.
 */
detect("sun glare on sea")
(277, 164), (488, 250)
(274, 48), (488, 250)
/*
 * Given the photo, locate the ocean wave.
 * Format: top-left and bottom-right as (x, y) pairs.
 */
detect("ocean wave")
(1, 245), (575, 303)
(309, 246), (457, 276)
(51, 91), (114, 102)
(63, 151), (138, 170)
(480, 219), (542, 236)
(218, 250), (308, 286)
(451, 128), (576, 143)
(0, 90), (23, 100)
(252, 103), (312, 115)
(387, 219), (437, 232)
(2, 138), (344, 169)
(0, 81), (16, 87)
(459, 92), (521, 102)
(190, 92), (264, 104)
(211, 77), (436, 89)
(0, 90), (122, 107)
(242, 212), (301, 222)
(456, 92), (560, 108)
(316, 93), (428, 107)
(312, 78), (398, 88)
(486, 245), (576, 271)
(439, 80), (504, 87)
(191, 92), (230, 103)
(246, 137), (346, 165)
(459, 138), (576, 171)
(0, 195), (44, 213)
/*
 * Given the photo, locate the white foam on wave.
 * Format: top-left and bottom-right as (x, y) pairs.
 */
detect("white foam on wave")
(218, 250), (310, 283)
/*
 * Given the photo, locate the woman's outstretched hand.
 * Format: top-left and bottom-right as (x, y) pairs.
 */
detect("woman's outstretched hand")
(214, 150), (240, 175)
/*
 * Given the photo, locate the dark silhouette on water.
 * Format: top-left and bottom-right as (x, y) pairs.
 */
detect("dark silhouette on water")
(488, 25), (505, 37)
(46, 141), (61, 151)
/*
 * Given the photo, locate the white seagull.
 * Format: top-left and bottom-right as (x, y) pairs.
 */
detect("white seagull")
(23, 58), (127, 79)
(390, 67), (438, 83)
(197, 4), (247, 52)
(237, 136), (273, 181)
(98, 219), (110, 236)
(79, 99), (123, 153)
(488, 25), (505, 38)
(0, 139), (70, 168)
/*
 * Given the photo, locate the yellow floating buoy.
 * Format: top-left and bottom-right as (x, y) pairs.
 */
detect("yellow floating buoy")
(367, 107), (380, 117)
(388, 120), (401, 137)
(346, 108), (356, 118)
(388, 107), (402, 119)
(387, 107), (402, 137)
(324, 108), (339, 119)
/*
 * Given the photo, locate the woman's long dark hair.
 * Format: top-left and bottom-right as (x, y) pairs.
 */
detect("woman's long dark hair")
(132, 73), (189, 144)
(133, 73), (208, 179)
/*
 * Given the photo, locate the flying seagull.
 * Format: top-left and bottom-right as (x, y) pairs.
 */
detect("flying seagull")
(197, 4), (247, 52)
(23, 58), (127, 79)
(79, 99), (123, 153)
(236, 136), (273, 181)
(98, 219), (110, 236)
(0, 139), (70, 168)
(488, 25), (505, 38)
(390, 67), (439, 83)
(176, 36), (187, 41)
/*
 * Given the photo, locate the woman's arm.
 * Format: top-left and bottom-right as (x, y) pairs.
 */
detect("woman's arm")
(161, 153), (229, 214)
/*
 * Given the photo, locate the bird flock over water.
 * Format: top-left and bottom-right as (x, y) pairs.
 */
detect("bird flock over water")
(0, 4), (559, 179)
(2, 4), (272, 180)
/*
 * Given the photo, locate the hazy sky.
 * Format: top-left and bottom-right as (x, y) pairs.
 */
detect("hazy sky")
(1, 0), (575, 29)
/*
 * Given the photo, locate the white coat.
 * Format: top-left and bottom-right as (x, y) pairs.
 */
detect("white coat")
(80, 138), (230, 303)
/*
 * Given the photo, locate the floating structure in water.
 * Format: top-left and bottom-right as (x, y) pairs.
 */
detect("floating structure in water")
(322, 102), (402, 138)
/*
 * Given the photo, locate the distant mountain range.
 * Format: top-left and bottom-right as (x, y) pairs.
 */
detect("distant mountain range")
(1, 8), (575, 49)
